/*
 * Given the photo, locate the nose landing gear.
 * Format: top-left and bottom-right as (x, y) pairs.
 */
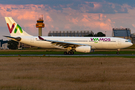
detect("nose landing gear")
(116, 49), (120, 54)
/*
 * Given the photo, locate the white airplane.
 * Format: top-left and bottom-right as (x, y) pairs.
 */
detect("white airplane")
(4, 17), (133, 54)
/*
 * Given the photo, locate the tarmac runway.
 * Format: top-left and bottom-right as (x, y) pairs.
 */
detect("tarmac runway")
(0, 54), (135, 56)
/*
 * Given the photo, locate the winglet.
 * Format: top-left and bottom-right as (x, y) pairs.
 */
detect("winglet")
(38, 36), (46, 41)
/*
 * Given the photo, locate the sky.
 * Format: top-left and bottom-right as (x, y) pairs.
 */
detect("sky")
(1, 0), (135, 39)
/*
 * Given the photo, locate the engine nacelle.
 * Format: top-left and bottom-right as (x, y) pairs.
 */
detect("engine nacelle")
(75, 46), (91, 53)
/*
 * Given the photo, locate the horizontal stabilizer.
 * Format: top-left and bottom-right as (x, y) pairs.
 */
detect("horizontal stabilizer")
(4, 36), (21, 41)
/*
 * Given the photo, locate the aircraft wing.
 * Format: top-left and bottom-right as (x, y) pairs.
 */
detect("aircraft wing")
(4, 36), (21, 41)
(38, 36), (89, 48)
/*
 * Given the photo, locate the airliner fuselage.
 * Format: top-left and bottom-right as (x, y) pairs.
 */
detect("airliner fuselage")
(20, 36), (132, 49)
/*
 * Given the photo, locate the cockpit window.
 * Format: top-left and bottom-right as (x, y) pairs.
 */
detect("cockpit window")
(125, 39), (131, 43)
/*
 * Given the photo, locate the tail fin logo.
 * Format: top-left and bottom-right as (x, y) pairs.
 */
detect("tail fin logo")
(7, 23), (23, 34)
(7, 23), (15, 33)
(14, 24), (23, 33)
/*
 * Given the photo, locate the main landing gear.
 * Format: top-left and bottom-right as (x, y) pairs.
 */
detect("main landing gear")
(64, 51), (74, 55)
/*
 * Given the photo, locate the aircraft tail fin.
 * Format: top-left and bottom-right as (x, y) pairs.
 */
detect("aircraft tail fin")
(5, 17), (31, 37)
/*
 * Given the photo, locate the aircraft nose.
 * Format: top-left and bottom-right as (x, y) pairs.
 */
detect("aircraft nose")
(129, 42), (133, 46)
(131, 42), (133, 46)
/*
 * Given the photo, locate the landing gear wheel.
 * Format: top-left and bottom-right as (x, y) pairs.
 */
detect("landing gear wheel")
(70, 51), (74, 55)
(64, 52), (68, 55)
(64, 51), (74, 55)
(68, 51), (74, 55)
(68, 51), (71, 55)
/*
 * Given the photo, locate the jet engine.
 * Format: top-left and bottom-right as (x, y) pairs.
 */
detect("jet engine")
(75, 46), (91, 53)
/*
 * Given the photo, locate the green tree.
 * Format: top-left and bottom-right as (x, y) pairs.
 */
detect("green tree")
(85, 31), (106, 37)
(94, 32), (106, 37)
(8, 40), (19, 50)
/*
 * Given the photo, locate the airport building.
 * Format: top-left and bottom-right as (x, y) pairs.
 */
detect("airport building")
(131, 33), (135, 44)
(112, 28), (135, 44)
(48, 31), (94, 37)
(112, 28), (131, 39)
(0, 39), (9, 50)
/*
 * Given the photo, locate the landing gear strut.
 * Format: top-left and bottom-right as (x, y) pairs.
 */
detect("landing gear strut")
(117, 49), (120, 54)
(64, 51), (74, 55)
